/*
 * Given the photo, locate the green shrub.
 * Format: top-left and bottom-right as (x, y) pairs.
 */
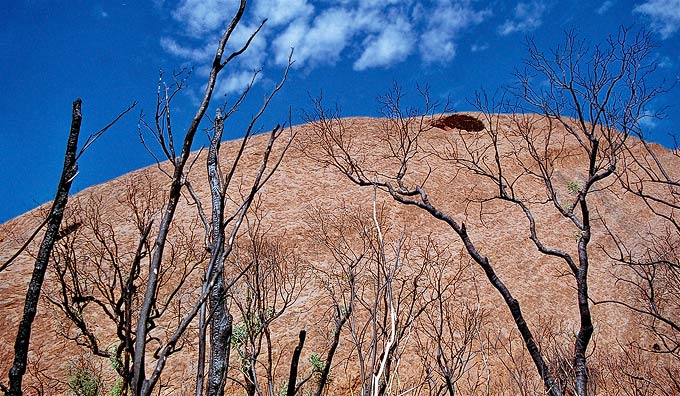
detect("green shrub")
(567, 180), (581, 194)
(309, 353), (325, 372)
(67, 365), (101, 396)
(109, 377), (124, 396)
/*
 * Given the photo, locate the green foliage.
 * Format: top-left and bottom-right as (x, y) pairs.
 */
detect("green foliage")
(109, 377), (124, 396)
(231, 322), (252, 372)
(277, 383), (288, 396)
(67, 365), (101, 396)
(106, 343), (126, 396)
(231, 310), (275, 373)
(231, 322), (248, 347)
(567, 180), (581, 195)
(309, 353), (325, 372)
(108, 344), (122, 372)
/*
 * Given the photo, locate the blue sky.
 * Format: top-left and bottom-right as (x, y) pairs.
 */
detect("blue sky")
(1, 0), (679, 223)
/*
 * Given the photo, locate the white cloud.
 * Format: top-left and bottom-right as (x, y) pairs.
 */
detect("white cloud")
(358, 0), (403, 8)
(639, 111), (659, 130)
(161, 19), (267, 74)
(272, 20), (308, 65)
(160, 37), (215, 62)
(172, 0), (238, 37)
(634, 0), (680, 39)
(354, 17), (415, 70)
(657, 55), (673, 68)
(420, 30), (457, 63)
(419, 1), (490, 63)
(597, 1), (614, 15)
(162, 0), (494, 79)
(499, 1), (549, 35)
(214, 70), (261, 96)
(253, 0), (314, 26)
(226, 22), (269, 68)
(273, 7), (356, 67)
(471, 43), (489, 52)
(304, 8), (355, 59)
(350, 5), (387, 33)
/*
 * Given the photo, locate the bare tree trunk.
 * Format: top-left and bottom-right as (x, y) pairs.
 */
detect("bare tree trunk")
(130, 3), (249, 394)
(5, 99), (83, 396)
(444, 375), (455, 396)
(314, 308), (350, 396)
(207, 308), (232, 396)
(574, 225), (593, 396)
(391, 192), (563, 396)
(195, 303), (206, 396)
(206, 111), (232, 396)
(286, 330), (306, 396)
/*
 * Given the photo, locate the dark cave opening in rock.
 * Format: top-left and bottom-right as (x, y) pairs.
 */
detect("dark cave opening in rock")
(431, 114), (485, 132)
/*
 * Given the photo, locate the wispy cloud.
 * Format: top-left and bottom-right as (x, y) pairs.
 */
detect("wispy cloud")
(354, 17), (415, 70)
(657, 55), (673, 68)
(498, 1), (549, 35)
(471, 43), (490, 52)
(253, 0), (314, 27)
(270, 2), (421, 70)
(160, 38), (214, 63)
(418, 1), (490, 63)
(272, 7), (356, 68)
(159, 1), (499, 95)
(172, 0), (239, 38)
(214, 70), (261, 98)
(634, 0), (680, 39)
(597, 1), (614, 15)
(161, 1), (271, 96)
(163, 1), (492, 73)
(639, 110), (660, 130)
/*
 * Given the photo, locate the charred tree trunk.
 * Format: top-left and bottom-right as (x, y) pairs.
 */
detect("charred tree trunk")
(205, 111), (232, 396)
(444, 374), (455, 396)
(314, 307), (350, 396)
(245, 370), (256, 396)
(5, 99), (83, 396)
(130, 3), (250, 394)
(286, 330), (306, 396)
(195, 302), (207, 396)
(388, 189), (563, 396)
(207, 305), (232, 396)
(573, 198), (594, 396)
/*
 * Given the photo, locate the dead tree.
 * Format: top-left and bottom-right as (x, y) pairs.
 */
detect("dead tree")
(308, 197), (436, 396)
(506, 27), (664, 395)
(2, 99), (134, 396)
(226, 211), (306, 396)
(306, 204), (362, 396)
(305, 85), (563, 395)
(286, 330), (306, 396)
(190, 51), (293, 395)
(127, 2), (290, 395)
(307, 27), (663, 396)
(45, 174), (199, 395)
(414, 246), (485, 396)
(39, 1), (293, 395)
(597, 84), (679, 393)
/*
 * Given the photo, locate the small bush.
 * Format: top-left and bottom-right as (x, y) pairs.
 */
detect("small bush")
(567, 180), (581, 194)
(109, 377), (124, 396)
(67, 366), (101, 396)
(309, 353), (325, 372)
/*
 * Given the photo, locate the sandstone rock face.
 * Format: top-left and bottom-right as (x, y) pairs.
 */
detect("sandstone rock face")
(0, 114), (677, 395)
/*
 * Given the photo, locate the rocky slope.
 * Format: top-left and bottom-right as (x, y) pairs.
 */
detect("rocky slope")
(0, 114), (676, 395)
